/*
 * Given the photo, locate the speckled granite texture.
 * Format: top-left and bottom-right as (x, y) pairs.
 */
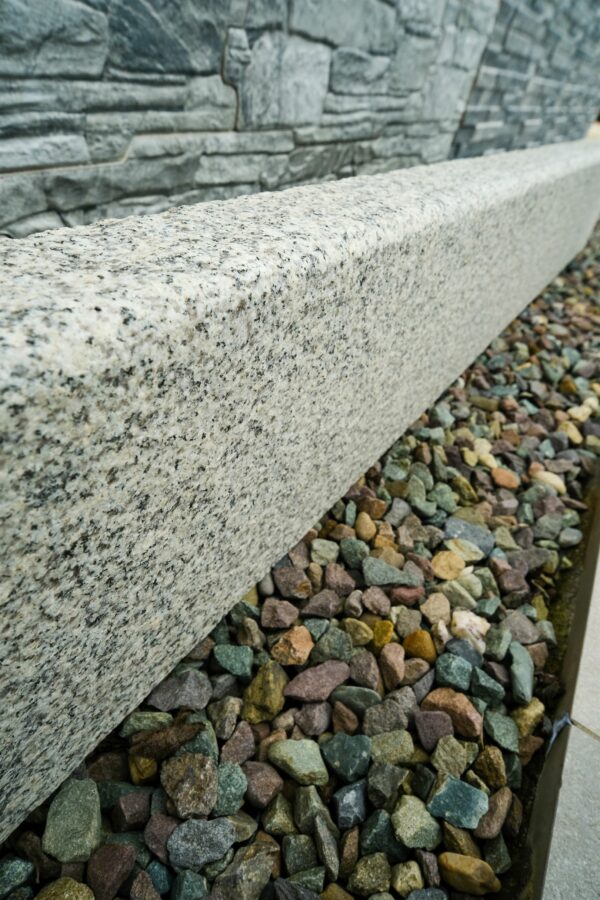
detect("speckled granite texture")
(2, 139), (600, 839)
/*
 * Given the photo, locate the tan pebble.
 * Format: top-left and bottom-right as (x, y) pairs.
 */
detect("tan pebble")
(431, 550), (465, 581)
(491, 467), (520, 490)
(270, 626), (314, 666)
(532, 470), (566, 494)
(355, 511), (377, 542)
(420, 592), (451, 626)
(438, 852), (501, 895)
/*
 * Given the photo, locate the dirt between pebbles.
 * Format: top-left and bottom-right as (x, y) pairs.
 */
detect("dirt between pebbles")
(1, 226), (599, 900)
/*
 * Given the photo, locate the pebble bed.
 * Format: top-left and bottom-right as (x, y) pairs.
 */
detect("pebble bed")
(1, 227), (599, 900)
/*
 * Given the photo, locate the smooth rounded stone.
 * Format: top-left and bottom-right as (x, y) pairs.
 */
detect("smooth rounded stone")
(370, 730), (414, 766)
(363, 698), (409, 737)
(509, 641), (534, 704)
(267, 740), (328, 786)
(420, 593), (451, 626)
(211, 845), (274, 900)
(438, 852), (501, 895)
(558, 526), (583, 547)
(426, 776), (489, 829)
(332, 780), (368, 829)
(144, 813), (179, 864)
(414, 710), (453, 753)
(313, 813), (339, 881)
(360, 810), (410, 863)
(330, 685), (382, 714)
(167, 818), (236, 871)
(160, 754), (217, 818)
(435, 653), (472, 691)
(349, 649), (381, 691)
(348, 853), (391, 897)
(263, 794), (297, 836)
(273, 567), (312, 601)
(431, 735), (468, 777)
(282, 834), (318, 875)
(376, 643), (405, 690)
(0, 856), (34, 897)
(42, 779), (102, 864)
(403, 630), (437, 665)
(444, 518), (495, 556)
(340, 538), (370, 569)
(321, 733), (371, 782)
(147, 670), (212, 712)
(284, 661), (350, 702)
(261, 598), (300, 629)
(390, 860), (424, 897)
(474, 786), (512, 839)
(86, 843), (136, 900)
(301, 589), (342, 618)
(36, 879), (94, 899)
(473, 746), (507, 789)
(171, 870), (210, 899)
(470, 666), (504, 707)
(367, 761), (406, 810)
(214, 762), (247, 816)
(391, 796), (441, 851)
(213, 644), (254, 679)
(242, 661), (288, 724)
(421, 688), (482, 739)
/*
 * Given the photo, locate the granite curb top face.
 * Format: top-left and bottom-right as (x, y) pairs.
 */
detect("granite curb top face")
(2, 140), (600, 839)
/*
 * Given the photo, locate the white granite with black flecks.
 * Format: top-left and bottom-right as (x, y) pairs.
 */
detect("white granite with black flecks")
(1, 139), (600, 840)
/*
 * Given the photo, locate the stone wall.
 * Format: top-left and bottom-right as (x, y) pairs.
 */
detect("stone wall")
(1, 0), (596, 239)
(452, 0), (600, 157)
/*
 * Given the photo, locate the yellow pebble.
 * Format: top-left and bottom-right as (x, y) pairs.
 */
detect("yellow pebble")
(243, 585), (259, 605)
(403, 629), (437, 664)
(371, 620), (395, 653)
(568, 404), (591, 423)
(129, 754), (157, 785)
(511, 697), (545, 737)
(431, 550), (465, 581)
(462, 448), (479, 467)
(342, 617), (374, 647)
(532, 470), (566, 495)
(478, 452), (498, 470)
(531, 595), (548, 621)
(355, 511), (377, 542)
(558, 420), (583, 445)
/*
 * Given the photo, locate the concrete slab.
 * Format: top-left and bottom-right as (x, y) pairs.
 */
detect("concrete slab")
(543, 725), (600, 899)
(2, 139), (600, 840)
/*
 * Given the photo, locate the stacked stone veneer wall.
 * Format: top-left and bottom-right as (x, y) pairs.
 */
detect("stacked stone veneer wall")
(452, 0), (600, 157)
(1, 0), (599, 238)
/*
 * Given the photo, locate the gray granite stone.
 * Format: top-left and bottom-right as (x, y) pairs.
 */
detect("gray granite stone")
(1, 140), (600, 840)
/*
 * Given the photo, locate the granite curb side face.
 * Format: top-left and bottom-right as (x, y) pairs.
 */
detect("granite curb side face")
(2, 139), (600, 839)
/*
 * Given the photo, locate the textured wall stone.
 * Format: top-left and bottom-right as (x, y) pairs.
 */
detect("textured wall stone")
(0, 0), (598, 234)
(2, 139), (600, 840)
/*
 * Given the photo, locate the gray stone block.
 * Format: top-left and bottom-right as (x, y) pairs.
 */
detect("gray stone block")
(0, 134), (90, 173)
(330, 49), (391, 95)
(1, 139), (600, 841)
(289, 0), (396, 53)
(107, 0), (227, 74)
(236, 32), (331, 127)
(0, 0), (108, 76)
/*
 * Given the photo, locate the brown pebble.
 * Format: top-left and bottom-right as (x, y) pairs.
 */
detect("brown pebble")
(221, 720), (256, 764)
(284, 660), (350, 701)
(112, 791), (150, 832)
(271, 626), (314, 666)
(87, 843), (136, 900)
(378, 643), (406, 691)
(273, 566), (312, 600)
(130, 871), (161, 900)
(261, 598), (299, 629)
(144, 812), (179, 864)
(421, 687), (483, 739)
(332, 701), (359, 734)
(242, 762), (284, 809)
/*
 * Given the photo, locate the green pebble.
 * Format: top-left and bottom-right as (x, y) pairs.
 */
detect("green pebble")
(287, 867), (326, 892)
(311, 539), (339, 565)
(119, 711), (173, 737)
(268, 740), (328, 786)
(213, 645), (254, 679)
(509, 641), (534, 704)
(345, 501), (358, 527)
(330, 686), (382, 714)
(263, 794), (297, 837)
(370, 730), (414, 766)
(321, 733), (371, 783)
(360, 810), (409, 863)
(485, 625), (512, 662)
(475, 596), (501, 618)
(484, 710), (520, 752)
(105, 832), (152, 868)
(293, 786), (338, 837)
(471, 667), (505, 705)
(282, 834), (318, 875)
(0, 856), (34, 898)
(177, 720), (219, 762)
(438, 580), (477, 610)
(340, 538), (370, 569)
(484, 833), (512, 875)
(304, 618), (330, 642)
(431, 735), (468, 777)
(213, 763), (247, 816)
(348, 853), (392, 895)
(426, 775), (488, 829)
(391, 796), (441, 851)
(171, 870), (210, 899)
(42, 779), (102, 863)
(363, 557), (420, 587)
(311, 626), (353, 663)
(435, 654), (472, 691)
